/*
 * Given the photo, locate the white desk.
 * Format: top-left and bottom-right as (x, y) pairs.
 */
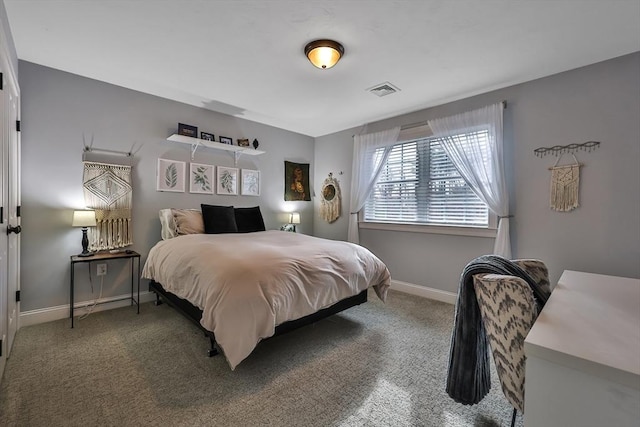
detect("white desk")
(524, 270), (640, 427)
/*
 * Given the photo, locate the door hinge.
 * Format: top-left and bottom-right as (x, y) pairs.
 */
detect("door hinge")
(0, 339), (3, 357)
(16, 206), (20, 217)
(0, 72), (3, 90)
(0, 206), (3, 224)
(16, 290), (20, 302)
(16, 120), (20, 132)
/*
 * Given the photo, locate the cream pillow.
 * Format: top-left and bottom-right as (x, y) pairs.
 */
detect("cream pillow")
(159, 209), (177, 240)
(172, 209), (204, 236)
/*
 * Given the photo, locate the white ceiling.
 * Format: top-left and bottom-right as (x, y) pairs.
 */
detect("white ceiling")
(4, 1), (640, 137)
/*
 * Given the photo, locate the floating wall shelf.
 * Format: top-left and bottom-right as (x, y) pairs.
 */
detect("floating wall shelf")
(167, 134), (264, 163)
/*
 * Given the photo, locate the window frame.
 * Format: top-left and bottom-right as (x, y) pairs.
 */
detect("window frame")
(360, 127), (497, 238)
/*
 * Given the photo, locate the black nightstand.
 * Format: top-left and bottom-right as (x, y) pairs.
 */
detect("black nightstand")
(70, 250), (141, 328)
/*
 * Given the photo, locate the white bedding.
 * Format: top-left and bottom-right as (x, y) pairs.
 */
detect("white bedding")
(141, 230), (390, 369)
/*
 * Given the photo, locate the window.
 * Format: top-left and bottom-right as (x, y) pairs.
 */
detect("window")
(364, 131), (490, 228)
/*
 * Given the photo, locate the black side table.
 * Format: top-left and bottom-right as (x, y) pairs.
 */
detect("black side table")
(70, 250), (141, 328)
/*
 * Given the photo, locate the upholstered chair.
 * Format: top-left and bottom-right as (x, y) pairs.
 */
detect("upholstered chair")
(473, 259), (550, 426)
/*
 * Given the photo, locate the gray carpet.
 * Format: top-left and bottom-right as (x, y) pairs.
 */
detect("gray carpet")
(0, 290), (521, 426)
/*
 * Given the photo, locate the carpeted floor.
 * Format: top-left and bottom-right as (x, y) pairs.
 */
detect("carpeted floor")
(0, 290), (521, 426)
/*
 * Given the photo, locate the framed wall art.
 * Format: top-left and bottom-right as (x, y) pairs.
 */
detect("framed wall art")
(241, 169), (260, 196)
(157, 158), (185, 192)
(189, 162), (214, 194)
(219, 136), (233, 145)
(200, 132), (215, 141)
(284, 161), (310, 201)
(178, 123), (198, 138)
(217, 166), (238, 195)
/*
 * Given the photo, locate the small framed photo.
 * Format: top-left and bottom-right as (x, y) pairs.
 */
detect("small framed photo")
(241, 169), (260, 196)
(237, 138), (250, 147)
(178, 123), (198, 138)
(157, 158), (185, 192)
(200, 132), (215, 141)
(189, 162), (214, 194)
(217, 166), (238, 195)
(219, 136), (233, 145)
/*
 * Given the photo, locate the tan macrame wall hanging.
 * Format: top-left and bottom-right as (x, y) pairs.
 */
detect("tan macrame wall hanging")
(549, 154), (581, 212)
(320, 173), (341, 223)
(83, 161), (133, 250)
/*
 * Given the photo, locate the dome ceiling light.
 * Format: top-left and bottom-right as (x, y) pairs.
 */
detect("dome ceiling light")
(304, 39), (344, 70)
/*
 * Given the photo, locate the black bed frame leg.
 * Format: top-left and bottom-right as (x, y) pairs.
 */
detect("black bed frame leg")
(207, 335), (219, 357)
(154, 292), (163, 306)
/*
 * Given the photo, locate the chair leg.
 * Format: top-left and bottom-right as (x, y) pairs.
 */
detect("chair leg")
(511, 408), (517, 427)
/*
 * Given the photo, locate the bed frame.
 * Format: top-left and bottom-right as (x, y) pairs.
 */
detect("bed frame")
(149, 280), (368, 357)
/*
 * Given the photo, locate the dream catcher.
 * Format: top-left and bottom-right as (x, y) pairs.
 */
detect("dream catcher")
(320, 173), (341, 223)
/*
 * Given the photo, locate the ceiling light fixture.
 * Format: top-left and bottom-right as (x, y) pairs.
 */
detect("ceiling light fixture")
(304, 39), (344, 70)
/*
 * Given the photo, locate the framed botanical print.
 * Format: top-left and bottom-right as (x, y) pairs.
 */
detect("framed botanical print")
(216, 166), (238, 195)
(157, 158), (185, 192)
(189, 162), (214, 194)
(241, 169), (260, 196)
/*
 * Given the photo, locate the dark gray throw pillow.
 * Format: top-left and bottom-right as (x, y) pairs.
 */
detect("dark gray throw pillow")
(234, 206), (266, 233)
(201, 204), (238, 234)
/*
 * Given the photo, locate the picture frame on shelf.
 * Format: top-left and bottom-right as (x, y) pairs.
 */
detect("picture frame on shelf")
(237, 138), (250, 147)
(178, 123), (198, 138)
(219, 136), (233, 145)
(241, 169), (260, 196)
(157, 158), (185, 192)
(189, 162), (214, 194)
(200, 132), (215, 141)
(216, 166), (238, 195)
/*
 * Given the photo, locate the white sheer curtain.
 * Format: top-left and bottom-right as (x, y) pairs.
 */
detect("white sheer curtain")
(428, 103), (511, 258)
(348, 126), (401, 244)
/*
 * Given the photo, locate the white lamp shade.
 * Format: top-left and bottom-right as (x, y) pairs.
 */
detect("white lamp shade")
(72, 210), (96, 227)
(289, 212), (301, 224)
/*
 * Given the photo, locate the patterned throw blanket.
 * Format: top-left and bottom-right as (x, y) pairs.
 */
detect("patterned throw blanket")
(445, 255), (549, 406)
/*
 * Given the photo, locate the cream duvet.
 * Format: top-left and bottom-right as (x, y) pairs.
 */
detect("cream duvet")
(142, 230), (390, 369)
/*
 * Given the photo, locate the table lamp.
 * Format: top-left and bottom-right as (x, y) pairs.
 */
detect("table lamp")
(289, 212), (300, 232)
(72, 210), (96, 257)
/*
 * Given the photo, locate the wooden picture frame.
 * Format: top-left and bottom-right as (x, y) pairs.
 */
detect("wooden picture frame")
(237, 138), (250, 147)
(241, 169), (260, 196)
(157, 158), (185, 192)
(216, 166), (238, 195)
(189, 162), (214, 194)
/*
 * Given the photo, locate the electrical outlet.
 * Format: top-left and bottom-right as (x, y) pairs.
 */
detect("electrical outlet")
(96, 263), (107, 276)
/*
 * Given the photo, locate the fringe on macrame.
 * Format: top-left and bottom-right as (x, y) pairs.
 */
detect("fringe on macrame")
(550, 164), (580, 212)
(321, 198), (341, 223)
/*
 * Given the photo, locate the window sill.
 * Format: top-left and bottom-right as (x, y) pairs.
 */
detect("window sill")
(359, 221), (497, 238)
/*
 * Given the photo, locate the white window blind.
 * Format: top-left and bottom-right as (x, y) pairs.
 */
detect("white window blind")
(364, 133), (489, 227)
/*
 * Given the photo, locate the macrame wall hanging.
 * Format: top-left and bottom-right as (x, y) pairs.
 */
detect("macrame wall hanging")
(549, 154), (581, 212)
(83, 161), (133, 250)
(534, 141), (600, 212)
(320, 172), (342, 223)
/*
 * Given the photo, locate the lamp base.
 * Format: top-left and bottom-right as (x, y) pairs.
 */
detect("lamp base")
(77, 251), (94, 257)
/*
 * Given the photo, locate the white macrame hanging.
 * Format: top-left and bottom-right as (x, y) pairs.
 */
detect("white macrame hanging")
(83, 161), (133, 250)
(549, 154), (581, 212)
(320, 173), (341, 223)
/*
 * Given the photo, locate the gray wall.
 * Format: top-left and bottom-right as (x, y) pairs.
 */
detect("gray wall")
(314, 52), (640, 292)
(20, 61), (314, 311)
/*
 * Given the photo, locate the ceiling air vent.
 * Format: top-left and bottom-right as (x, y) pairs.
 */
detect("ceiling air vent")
(367, 81), (400, 97)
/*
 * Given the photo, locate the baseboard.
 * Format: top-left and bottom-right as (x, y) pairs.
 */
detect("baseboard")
(20, 282), (455, 327)
(390, 279), (457, 305)
(19, 291), (157, 327)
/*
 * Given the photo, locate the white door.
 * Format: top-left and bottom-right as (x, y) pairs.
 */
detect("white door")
(0, 67), (7, 377)
(6, 81), (20, 355)
(0, 61), (20, 378)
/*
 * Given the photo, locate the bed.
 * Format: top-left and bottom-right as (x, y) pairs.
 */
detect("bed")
(142, 206), (390, 370)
